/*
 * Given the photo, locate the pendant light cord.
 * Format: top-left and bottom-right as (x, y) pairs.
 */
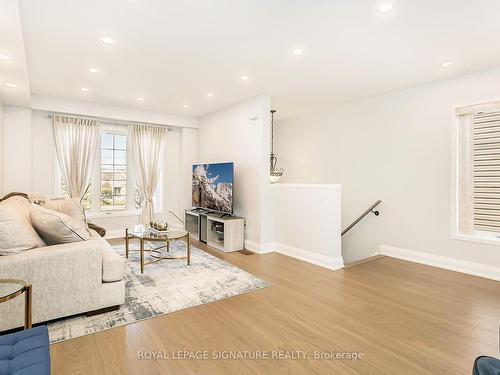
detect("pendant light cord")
(270, 109), (276, 154)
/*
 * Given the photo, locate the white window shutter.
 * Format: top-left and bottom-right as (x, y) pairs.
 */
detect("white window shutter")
(472, 111), (500, 232)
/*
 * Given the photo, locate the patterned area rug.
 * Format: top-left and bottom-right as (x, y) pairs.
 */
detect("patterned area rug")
(47, 242), (270, 343)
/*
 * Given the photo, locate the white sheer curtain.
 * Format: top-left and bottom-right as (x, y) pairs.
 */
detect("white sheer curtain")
(52, 115), (99, 199)
(130, 124), (168, 225)
(457, 113), (474, 235)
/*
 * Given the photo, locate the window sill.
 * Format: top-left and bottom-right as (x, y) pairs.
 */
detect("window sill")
(86, 210), (166, 220)
(86, 210), (141, 219)
(452, 232), (500, 246)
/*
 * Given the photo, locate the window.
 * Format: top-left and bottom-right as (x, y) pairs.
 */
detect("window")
(60, 179), (92, 211)
(456, 103), (500, 241)
(57, 124), (164, 216)
(100, 132), (127, 211)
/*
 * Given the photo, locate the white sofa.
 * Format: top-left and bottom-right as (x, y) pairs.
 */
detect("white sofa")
(0, 199), (125, 332)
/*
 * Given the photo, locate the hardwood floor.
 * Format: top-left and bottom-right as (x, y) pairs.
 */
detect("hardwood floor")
(50, 239), (500, 374)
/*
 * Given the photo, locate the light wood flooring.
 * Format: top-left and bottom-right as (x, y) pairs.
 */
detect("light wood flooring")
(50, 239), (500, 374)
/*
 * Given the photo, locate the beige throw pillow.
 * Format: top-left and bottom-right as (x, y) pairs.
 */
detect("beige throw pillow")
(30, 205), (91, 245)
(0, 196), (46, 255)
(41, 197), (87, 224)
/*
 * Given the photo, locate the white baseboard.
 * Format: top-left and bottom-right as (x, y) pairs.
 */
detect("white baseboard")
(379, 245), (500, 281)
(244, 240), (274, 254)
(274, 243), (344, 271)
(245, 240), (344, 271)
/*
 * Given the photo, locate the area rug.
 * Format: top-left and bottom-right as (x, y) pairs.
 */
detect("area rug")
(47, 242), (270, 343)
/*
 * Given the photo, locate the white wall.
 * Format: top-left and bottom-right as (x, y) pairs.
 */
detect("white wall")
(198, 96), (271, 247)
(2, 106), (32, 194)
(180, 128), (199, 212)
(271, 183), (343, 270)
(31, 95), (198, 129)
(1, 103), (198, 235)
(276, 66), (500, 268)
(198, 97), (344, 269)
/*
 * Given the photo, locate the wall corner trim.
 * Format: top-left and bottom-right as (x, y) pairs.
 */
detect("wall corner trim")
(244, 240), (275, 254)
(379, 245), (500, 281)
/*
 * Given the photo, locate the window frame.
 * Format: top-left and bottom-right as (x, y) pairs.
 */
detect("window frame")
(452, 101), (500, 245)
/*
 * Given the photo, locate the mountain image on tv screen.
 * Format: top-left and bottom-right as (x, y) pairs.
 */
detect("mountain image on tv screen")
(192, 162), (233, 213)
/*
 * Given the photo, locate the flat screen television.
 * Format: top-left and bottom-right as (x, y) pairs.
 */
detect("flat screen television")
(192, 162), (234, 214)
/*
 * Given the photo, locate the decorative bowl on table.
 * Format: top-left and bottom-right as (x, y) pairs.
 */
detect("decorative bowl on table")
(149, 221), (169, 233)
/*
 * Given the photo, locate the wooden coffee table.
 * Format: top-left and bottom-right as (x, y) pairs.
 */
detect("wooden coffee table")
(0, 279), (32, 329)
(125, 226), (191, 273)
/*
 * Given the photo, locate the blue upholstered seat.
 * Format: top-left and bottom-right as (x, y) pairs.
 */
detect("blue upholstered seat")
(0, 326), (50, 375)
(473, 356), (500, 375)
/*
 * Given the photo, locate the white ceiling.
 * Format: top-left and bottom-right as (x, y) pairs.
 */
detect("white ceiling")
(2, 0), (500, 118)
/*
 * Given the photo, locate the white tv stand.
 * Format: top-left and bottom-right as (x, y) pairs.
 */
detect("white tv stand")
(184, 209), (245, 252)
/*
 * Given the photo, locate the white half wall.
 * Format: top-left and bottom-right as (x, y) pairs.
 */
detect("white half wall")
(270, 183), (343, 270)
(276, 65), (500, 268)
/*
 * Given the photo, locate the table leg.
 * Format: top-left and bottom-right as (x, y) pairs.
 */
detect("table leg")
(140, 238), (145, 273)
(25, 284), (32, 329)
(167, 240), (170, 252)
(125, 228), (129, 258)
(187, 232), (191, 265)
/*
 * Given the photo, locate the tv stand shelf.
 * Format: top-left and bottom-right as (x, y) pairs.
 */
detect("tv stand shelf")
(185, 209), (244, 252)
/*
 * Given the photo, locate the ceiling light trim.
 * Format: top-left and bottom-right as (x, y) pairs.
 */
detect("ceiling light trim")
(377, 2), (394, 14)
(100, 36), (116, 45)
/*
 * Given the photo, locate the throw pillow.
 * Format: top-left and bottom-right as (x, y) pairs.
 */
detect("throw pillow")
(27, 192), (49, 205)
(29, 205), (91, 245)
(0, 196), (46, 255)
(41, 197), (87, 224)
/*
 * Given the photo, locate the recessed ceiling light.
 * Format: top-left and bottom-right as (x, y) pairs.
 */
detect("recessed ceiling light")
(100, 36), (115, 45)
(240, 75), (249, 81)
(441, 60), (454, 68)
(88, 67), (99, 73)
(80, 87), (89, 92)
(207, 92), (214, 97)
(4, 82), (16, 88)
(136, 96), (145, 101)
(292, 48), (304, 56)
(0, 53), (9, 61)
(377, 2), (393, 13)
(183, 104), (189, 108)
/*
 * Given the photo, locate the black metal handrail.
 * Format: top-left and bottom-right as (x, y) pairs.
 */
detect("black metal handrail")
(341, 200), (382, 236)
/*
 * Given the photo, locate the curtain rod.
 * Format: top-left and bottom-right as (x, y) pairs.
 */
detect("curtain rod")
(46, 112), (172, 130)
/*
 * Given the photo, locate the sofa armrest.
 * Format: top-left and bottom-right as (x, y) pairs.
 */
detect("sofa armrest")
(88, 222), (106, 237)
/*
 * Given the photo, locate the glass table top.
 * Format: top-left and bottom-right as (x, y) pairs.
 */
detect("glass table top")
(128, 225), (188, 240)
(0, 279), (26, 299)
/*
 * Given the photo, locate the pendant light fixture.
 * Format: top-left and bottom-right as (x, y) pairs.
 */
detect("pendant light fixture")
(269, 109), (284, 183)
